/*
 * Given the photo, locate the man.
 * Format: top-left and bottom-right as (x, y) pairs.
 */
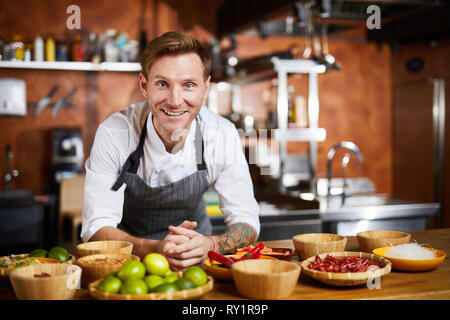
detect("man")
(81, 31), (260, 270)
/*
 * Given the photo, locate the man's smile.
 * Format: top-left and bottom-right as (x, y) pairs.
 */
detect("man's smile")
(162, 109), (187, 117)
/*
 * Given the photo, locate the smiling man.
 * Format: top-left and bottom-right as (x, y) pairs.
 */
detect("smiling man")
(81, 32), (260, 270)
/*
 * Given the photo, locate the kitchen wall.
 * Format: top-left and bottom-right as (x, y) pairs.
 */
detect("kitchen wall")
(0, 0), (392, 198)
(232, 35), (392, 194)
(0, 0), (221, 194)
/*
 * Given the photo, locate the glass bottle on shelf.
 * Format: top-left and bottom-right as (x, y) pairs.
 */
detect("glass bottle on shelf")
(71, 34), (84, 61)
(45, 35), (56, 62)
(56, 40), (68, 61)
(34, 35), (44, 61)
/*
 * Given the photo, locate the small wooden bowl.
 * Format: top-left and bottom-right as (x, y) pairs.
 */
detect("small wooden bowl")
(76, 253), (140, 288)
(231, 259), (301, 299)
(357, 230), (411, 253)
(300, 251), (391, 287)
(89, 273), (214, 300)
(9, 263), (82, 300)
(0, 254), (69, 279)
(76, 241), (133, 257)
(292, 233), (347, 261)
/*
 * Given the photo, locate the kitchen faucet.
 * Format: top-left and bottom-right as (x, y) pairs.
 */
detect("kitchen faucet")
(326, 141), (362, 206)
(4, 144), (19, 191)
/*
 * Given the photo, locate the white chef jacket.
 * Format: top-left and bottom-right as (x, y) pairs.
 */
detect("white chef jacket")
(81, 101), (260, 242)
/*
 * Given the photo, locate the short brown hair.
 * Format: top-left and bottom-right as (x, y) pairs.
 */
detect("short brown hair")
(140, 31), (211, 81)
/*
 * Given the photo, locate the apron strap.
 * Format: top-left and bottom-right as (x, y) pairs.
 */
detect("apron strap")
(111, 114), (149, 191)
(195, 118), (206, 171)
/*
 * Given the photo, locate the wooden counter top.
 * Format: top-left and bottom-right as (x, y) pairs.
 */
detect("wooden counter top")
(1, 228), (449, 300)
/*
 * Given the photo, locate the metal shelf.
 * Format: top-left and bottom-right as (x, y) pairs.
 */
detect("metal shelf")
(0, 61), (141, 72)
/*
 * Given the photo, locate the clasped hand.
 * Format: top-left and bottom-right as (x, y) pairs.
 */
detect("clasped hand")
(157, 220), (212, 270)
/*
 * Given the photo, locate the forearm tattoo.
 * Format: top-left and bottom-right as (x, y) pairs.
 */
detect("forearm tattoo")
(215, 222), (258, 254)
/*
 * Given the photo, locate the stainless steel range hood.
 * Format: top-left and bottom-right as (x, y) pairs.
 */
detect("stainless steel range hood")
(217, 0), (449, 44)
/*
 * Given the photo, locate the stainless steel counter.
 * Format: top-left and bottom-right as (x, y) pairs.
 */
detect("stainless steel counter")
(210, 193), (440, 239)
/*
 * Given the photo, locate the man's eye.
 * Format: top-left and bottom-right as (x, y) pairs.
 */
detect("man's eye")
(156, 82), (167, 88)
(185, 82), (195, 89)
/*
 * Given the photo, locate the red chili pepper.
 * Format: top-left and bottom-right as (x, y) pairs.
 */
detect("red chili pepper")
(307, 254), (381, 273)
(208, 250), (234, 268)
(248, 242), (264, 257)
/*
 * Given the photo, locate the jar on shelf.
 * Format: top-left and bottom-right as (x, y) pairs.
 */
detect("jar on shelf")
(103, 29), (119, 62)
(11, 34), (25, 61)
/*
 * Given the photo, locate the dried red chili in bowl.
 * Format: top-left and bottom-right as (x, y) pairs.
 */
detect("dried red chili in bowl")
(33, 272), (52, 278)
(307, 254), (381, 273)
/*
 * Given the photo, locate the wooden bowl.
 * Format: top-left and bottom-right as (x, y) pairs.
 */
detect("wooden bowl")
(373, 247), (446, 271)
(231, 259), (301, 299)
(89, 273), (214, 300)
(203, 255), (278, 281)
(76, 253), (140, 288)
(9, 263), (82, 300)
(357, 230), (411, 253)
(76, 241), (133, 257)
(0, 254), (66, 279)
(300, 251), (391, 287)
(292, 233), (347, 261)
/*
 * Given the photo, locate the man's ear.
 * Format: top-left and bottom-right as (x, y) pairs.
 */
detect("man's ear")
(202, 76), (211, 105)
(138, 72), (148, 99)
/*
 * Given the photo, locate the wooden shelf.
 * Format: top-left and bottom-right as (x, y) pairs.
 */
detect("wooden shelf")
(0, 61), (141, 72)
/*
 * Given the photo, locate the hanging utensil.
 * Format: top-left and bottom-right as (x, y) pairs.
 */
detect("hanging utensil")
(34, 85), (59, 116)
(52, 87), (77, 117)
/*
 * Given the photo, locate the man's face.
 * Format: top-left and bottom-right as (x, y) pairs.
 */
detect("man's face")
(139, 53), (210, 144)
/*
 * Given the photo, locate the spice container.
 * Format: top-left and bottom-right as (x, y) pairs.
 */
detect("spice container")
(71, 34), (84, 61)
(34, 35), (44, 61)
(11, 35), (24, 61)
(56, 40), (68, 61)
(45, 36), (55, 61)
(103, 29), (119, 62)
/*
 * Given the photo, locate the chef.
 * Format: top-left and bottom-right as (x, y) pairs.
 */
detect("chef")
(81, 31), (260, 270)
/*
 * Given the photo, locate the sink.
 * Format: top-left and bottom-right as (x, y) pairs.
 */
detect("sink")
(0, 190), (35, 204)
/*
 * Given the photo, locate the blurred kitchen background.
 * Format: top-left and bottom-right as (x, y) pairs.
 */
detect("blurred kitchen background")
(0, 0), (449, 255)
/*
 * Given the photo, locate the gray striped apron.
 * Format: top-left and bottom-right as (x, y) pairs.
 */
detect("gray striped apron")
(111, 114), (212, 240)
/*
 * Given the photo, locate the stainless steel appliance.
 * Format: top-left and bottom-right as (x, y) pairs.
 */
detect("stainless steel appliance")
(51, 128), (84, 192)
(392, 46), (449, 228)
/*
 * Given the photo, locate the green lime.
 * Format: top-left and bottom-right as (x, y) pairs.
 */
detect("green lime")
(48, 247), (69, 263)
(182, 266), (208, 287)
(164, 269), (174, 277)
(97, 276), (122, 293)
(152, 282), (178, 293)
(143, 253), (170, 277)
(119, 278), (148, 295)
(105, 271), (118, 279)
(29, 249), (48, 258)
(117, 260), (146, 282)
(144, 275), (165, 291)
(164, 273), (180, 283)
(174, 278), (195, 290)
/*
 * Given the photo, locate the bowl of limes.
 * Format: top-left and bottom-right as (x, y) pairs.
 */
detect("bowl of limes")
(30, 247), (76, 264)
(89, 253), (214, 300)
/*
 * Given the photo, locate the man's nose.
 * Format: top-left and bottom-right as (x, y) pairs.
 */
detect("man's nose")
(167, 86), (183, 106)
